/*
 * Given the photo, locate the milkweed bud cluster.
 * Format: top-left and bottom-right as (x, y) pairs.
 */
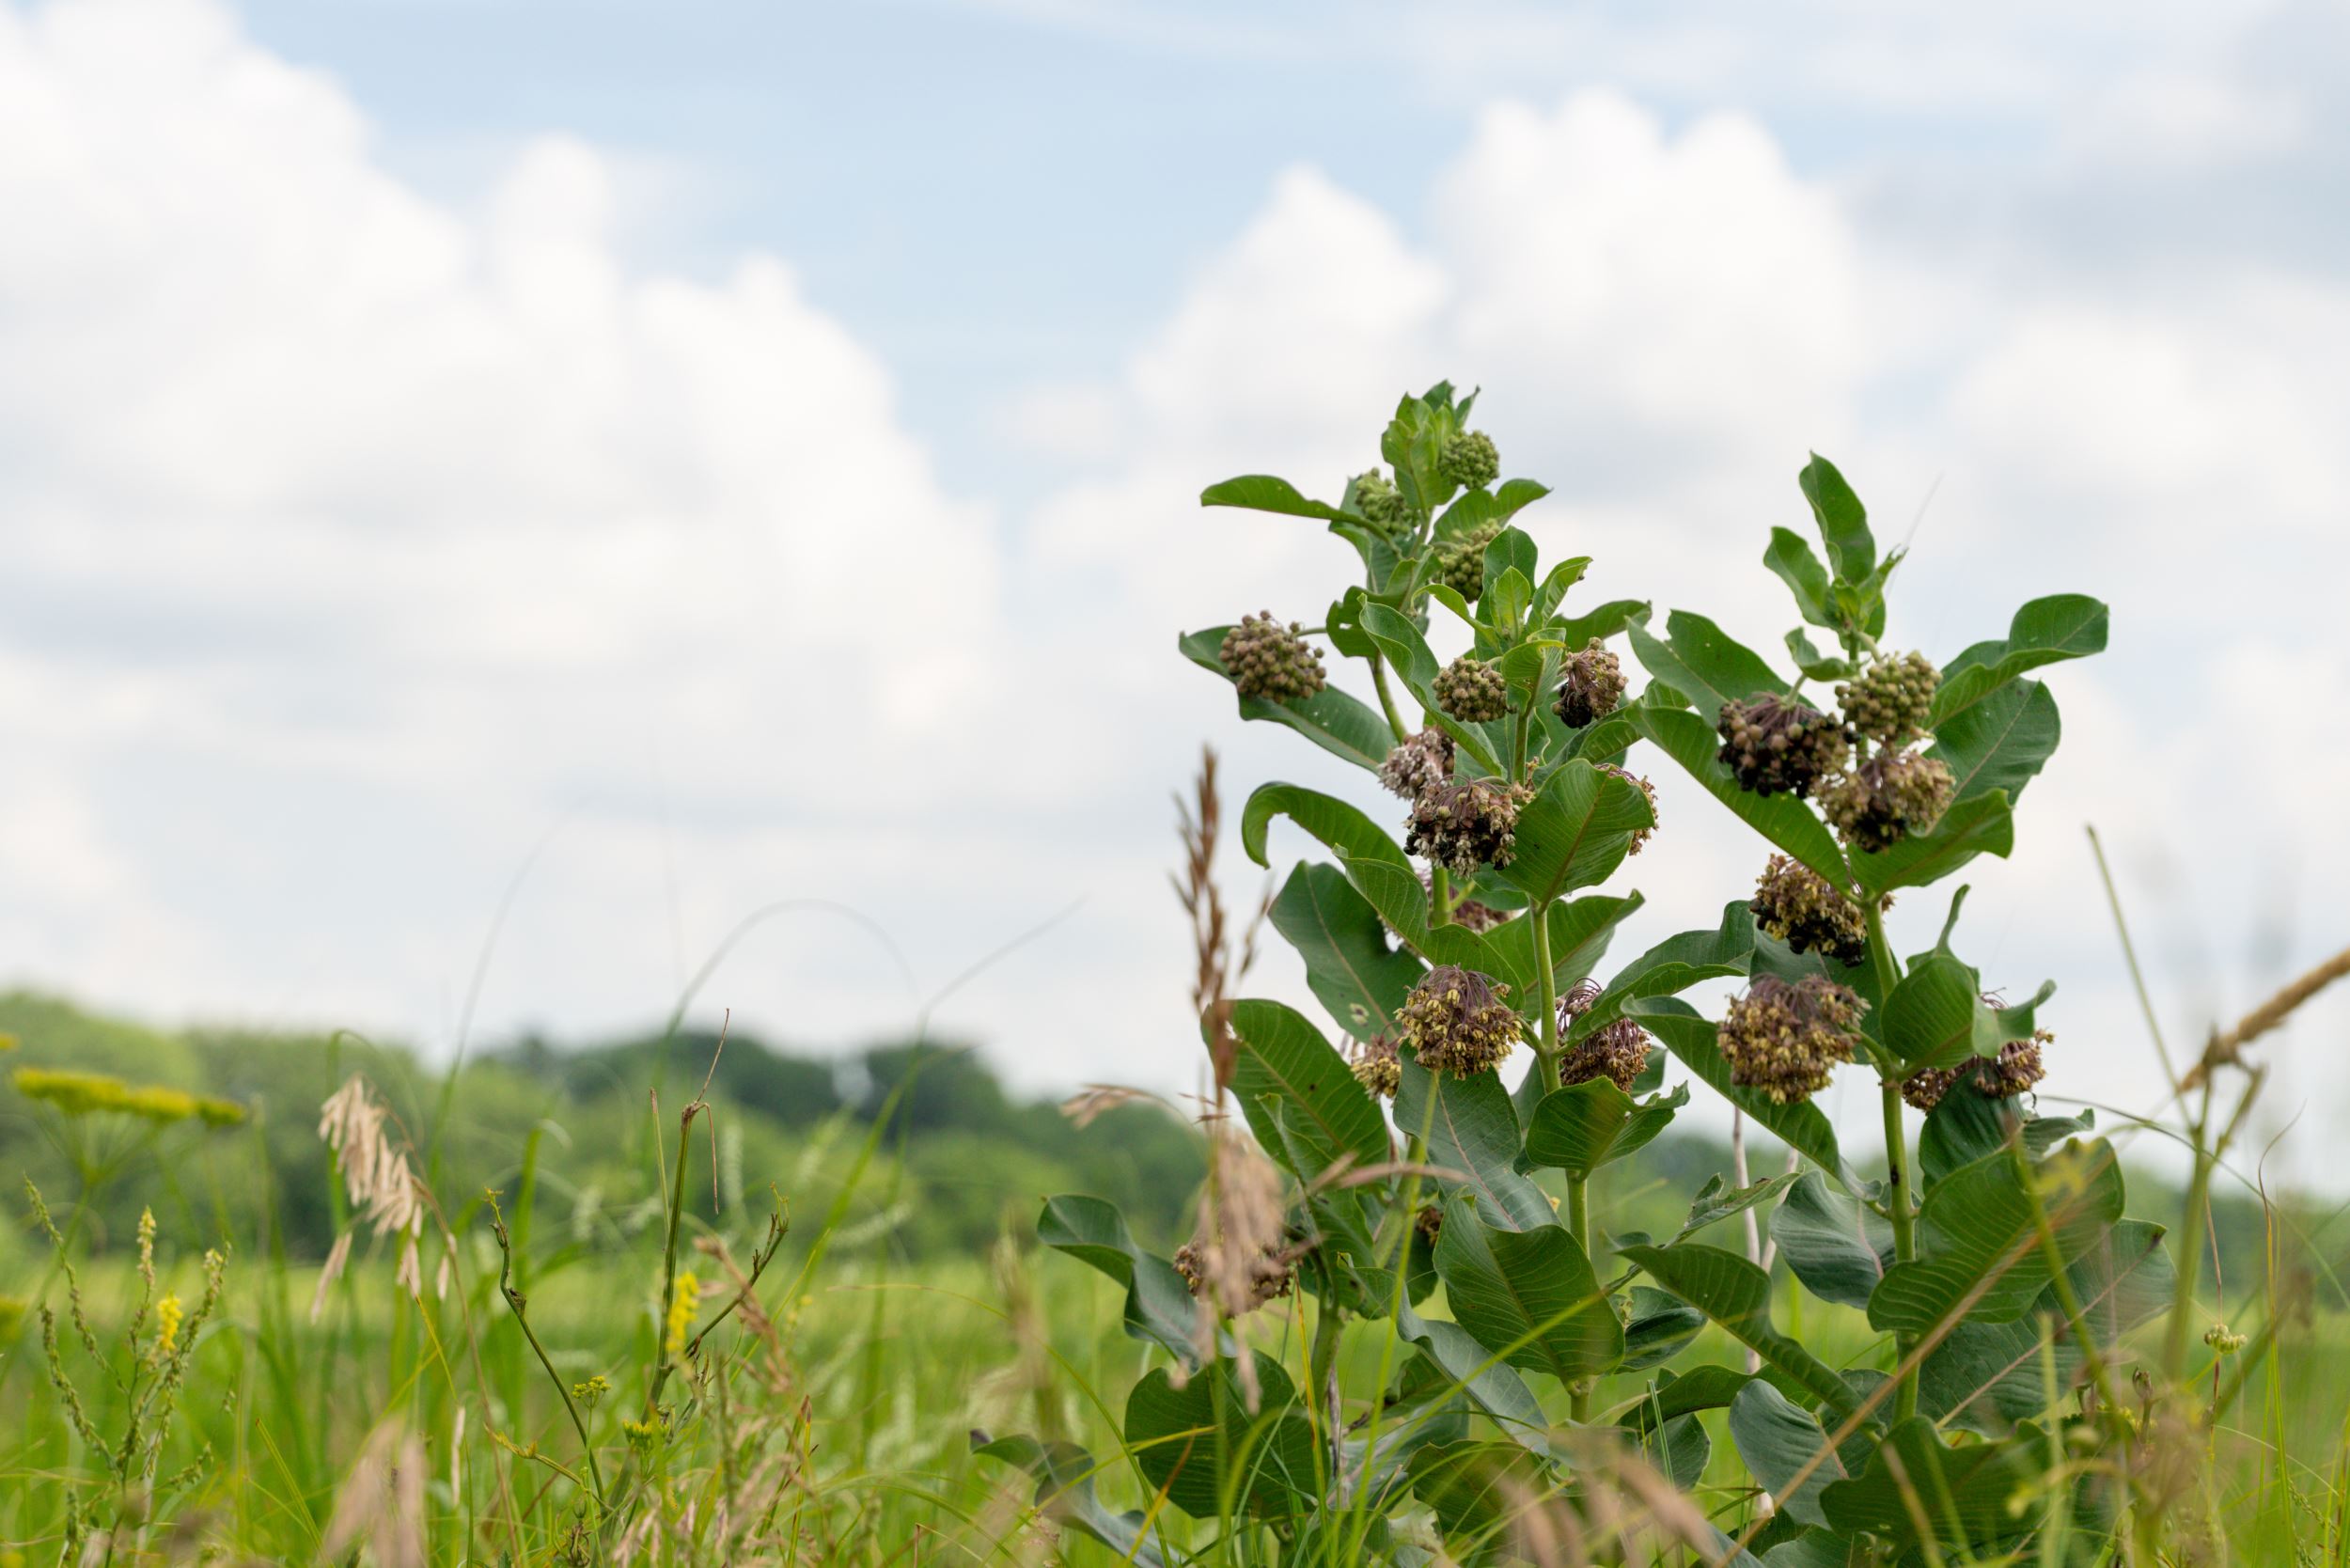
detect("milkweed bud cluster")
(1559, 1017), (1652, 1092)
(1352, 470), (1413, 534)
(1820, 750), (1955, 854)
(1401, 965), (1525, 1077)
(1380, 727), (1457, 800)
(1350, 1033), (1402, 1099)
(1837, 651), (1939, 746)
(1405, 777), (1528, 877)
(1219, 613), (1326, 702)
(1719, 975), (1867, 1104)
(1438, 430), (1499, 492)
(1435, 522), (1501, 602)
(1554, 639), (1626, 729)
(1716, 695), (1851, 798)
(1750, 855), (1873, 965)
(1434, 655), (1510, 723)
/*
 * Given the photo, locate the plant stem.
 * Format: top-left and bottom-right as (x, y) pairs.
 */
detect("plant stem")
(1308, 1277), (1345, 1497)
(1864, 900), (1919, 1422)
(2164, 1078), (2217, 1383)
(1369, 652), (1411, 745)
(1532, 898), (1561, 1092)
(1430, 865), (1451, 929)
(1566, 1175), (1592, 1423)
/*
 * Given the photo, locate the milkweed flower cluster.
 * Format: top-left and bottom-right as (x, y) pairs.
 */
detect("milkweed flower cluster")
(1404, 777), (1529, 878)
(1901, 1029), (2052, 1112)
(1750, 855), (1875, 965)
(1719, 975), (1868, 1104)
(1219, 612), (1326, 703)
(1401, 965), (1524, 1078)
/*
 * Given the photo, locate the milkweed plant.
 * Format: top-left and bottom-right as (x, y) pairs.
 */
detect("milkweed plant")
(981, 384), (2189, 1565)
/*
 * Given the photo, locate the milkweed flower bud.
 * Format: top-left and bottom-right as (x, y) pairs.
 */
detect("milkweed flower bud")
(1449, 897), (1510, 933)
(1820, 749), (1956, 854)
(1559, 978), (1604, 1023)
(1719, 976), (1867, 1104)
(1594, 762), (1658, 855)
(1349, 1033), (1402, 1099)
(1560, 1017), (1651, 1092)
(1716, 696), (1850, 798)
(1380, 727), (1456, 800)
(1219, 612), (1326, 703)
(1837, 651), (1940, 747)
(1750, 855), (1873, 965)
(1434, 655), (1510, 723)
(1901, 1027), (2051, 1111)
(1438, 430), (1500, 492)
(1405, 777), (1528, 876)
(1401, 965), (1525, 1077)
(1553, 639), (1626, 728)
(1435, 522), (1502, 601)
(1353, 470), (1412, 534)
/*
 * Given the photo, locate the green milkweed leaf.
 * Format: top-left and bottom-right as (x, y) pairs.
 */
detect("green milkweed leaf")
(1180, 627), (1393, 772)
(1628, 610), (1790, 715)
(1521, 1078), (1687, 1181)
(1434, 1196), (1623, 1387)
(1931, 593), (2109, 728)
(1615, 1241), (1859, 1418)
(1037, 1195), (1205, 1369)
(1394, 1053), (1556, 1232)
(1228, 999), (1391, 1184)
(1621, 705), (1850, 886)
(1269, 862), (1425, 1043)
(971, 1435), (1170, 1567)
(1123, 1353), (1321, 1519)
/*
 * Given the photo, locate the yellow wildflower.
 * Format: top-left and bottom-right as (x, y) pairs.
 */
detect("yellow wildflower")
(155, 1294), (183, 1356)
(665, 1271), (699, 1359)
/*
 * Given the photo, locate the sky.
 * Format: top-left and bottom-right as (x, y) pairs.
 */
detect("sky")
(2, 0), (2346, 1188)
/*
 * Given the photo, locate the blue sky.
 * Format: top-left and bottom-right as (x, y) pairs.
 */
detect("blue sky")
(3, 0), (2346, 1186)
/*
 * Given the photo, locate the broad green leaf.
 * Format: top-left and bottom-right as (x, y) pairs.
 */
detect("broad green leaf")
(1674, 1171), (1803, 1245)
(1228, 999), (1391, 1184)
(1570, 902), (1759, 1041)
(1783, 628), (1852, 682)
(1618, 1364), (1757, 1434)
(1628, 610), (1789, 714)
(1635, 1411), (1713, 1490)
(1394, 1053), (1556, 1232)
(1620, 1287), (1705, 1371)
(1551, 597), (1650, 651)
(1397, 1303), (1550, 1442)
(1492, 760), (1652, 905)
(1772, 1171), (1893, 1310)
(1848, 791), (2013, 897)
(1038, 1195), (1204, 1368)
(1407, 1439), (1552, 1539)
(1531, 555), (1593, 622)
(1622, 706), (1850, 886)
(1616, 1241), (1858, 1417)
(1882, 950), (1982, 1074)
(1434, 1196), (1623, 1386)
(1729, 1380), (1848, 1528)
(1797, 454), (1875, 584)
(1867, 1139), (2127, 1335)
(1920, 1218), (2173, 1429)
(1269, 863), (1424, 1043)
(1930, 677), (2060, 806)
(1763, 527), (1835, 629)
(1522, 1079), (1687, 1180)
(1199, 474), (1355, 523)
(972, 1435), (1169, 1567)
(1240, 780), (1425, 929)
(1919, 1095), (2076, 1192)
(1384, 392), (1452, 515)
(1434, 478), (1551, 544)
(1124, 1353), (1320, 1519)
(1817, 1417), (2044, 1555)
(1630, 997), (1852, 1186)
(1179, 628), (1393, 772)
(1761, 1530), (1861, 1567)
(1932, 594), (2109, 727)
(1360, 602), (1503, 770)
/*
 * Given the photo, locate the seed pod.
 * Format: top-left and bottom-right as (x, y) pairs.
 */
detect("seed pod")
(1750, 854), (1872, 965)
(1559, 1016), (1652, 1092)
(1405, 776), (1527, 876)
(1435, 521), (1502, 601)
(1401, 964), (1525, 1077)
(1820, 749), (1956, 854)
(1350, 1033), (1402, 1099)
(1434, 655), (1510, 723)
(1554, 639), (1626, 728)
(1218, 612), (1326, 703)
(1718, 975), (1867, 1104)
(1900, 1028), (2051, 1112)
(1352, 470), (1413, 534)
(1716, 695), (1851, 798)
(1379, 727), (1456, 801)
(1438, 430), (1500, 492)
(1594, 762), (1658, 855)
(1837, 651), (1939, 747)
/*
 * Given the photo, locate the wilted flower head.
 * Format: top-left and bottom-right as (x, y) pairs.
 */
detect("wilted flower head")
(1405, 777), (1528, 876)
(1559, 978), (1604, 1024)
(1560, 1017), (1651, 1092)
(1434, 654), (1510, 723)
(1819, 749), (1956, 854)
(1716, 695), (1851, 798)
(1379, 727), (1455, 800)
(1901, 1027), (2052, 1112)
(1837, 651), (1939, 746)
(1219, 612), (1326, 703)
(1594, 762), (1658, 855)
(1750, 855), (1873, 965)
(1352, 470), (1412, 534)
(1553, 639), (1626, 729)
(1348, 1033), (1402, 1099)
(1435, 521), (1501, 602)
(1401, 965), (1525, 1077)
(1438, 429), (1500, 492)
(1719, 976), (1867, 1104)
